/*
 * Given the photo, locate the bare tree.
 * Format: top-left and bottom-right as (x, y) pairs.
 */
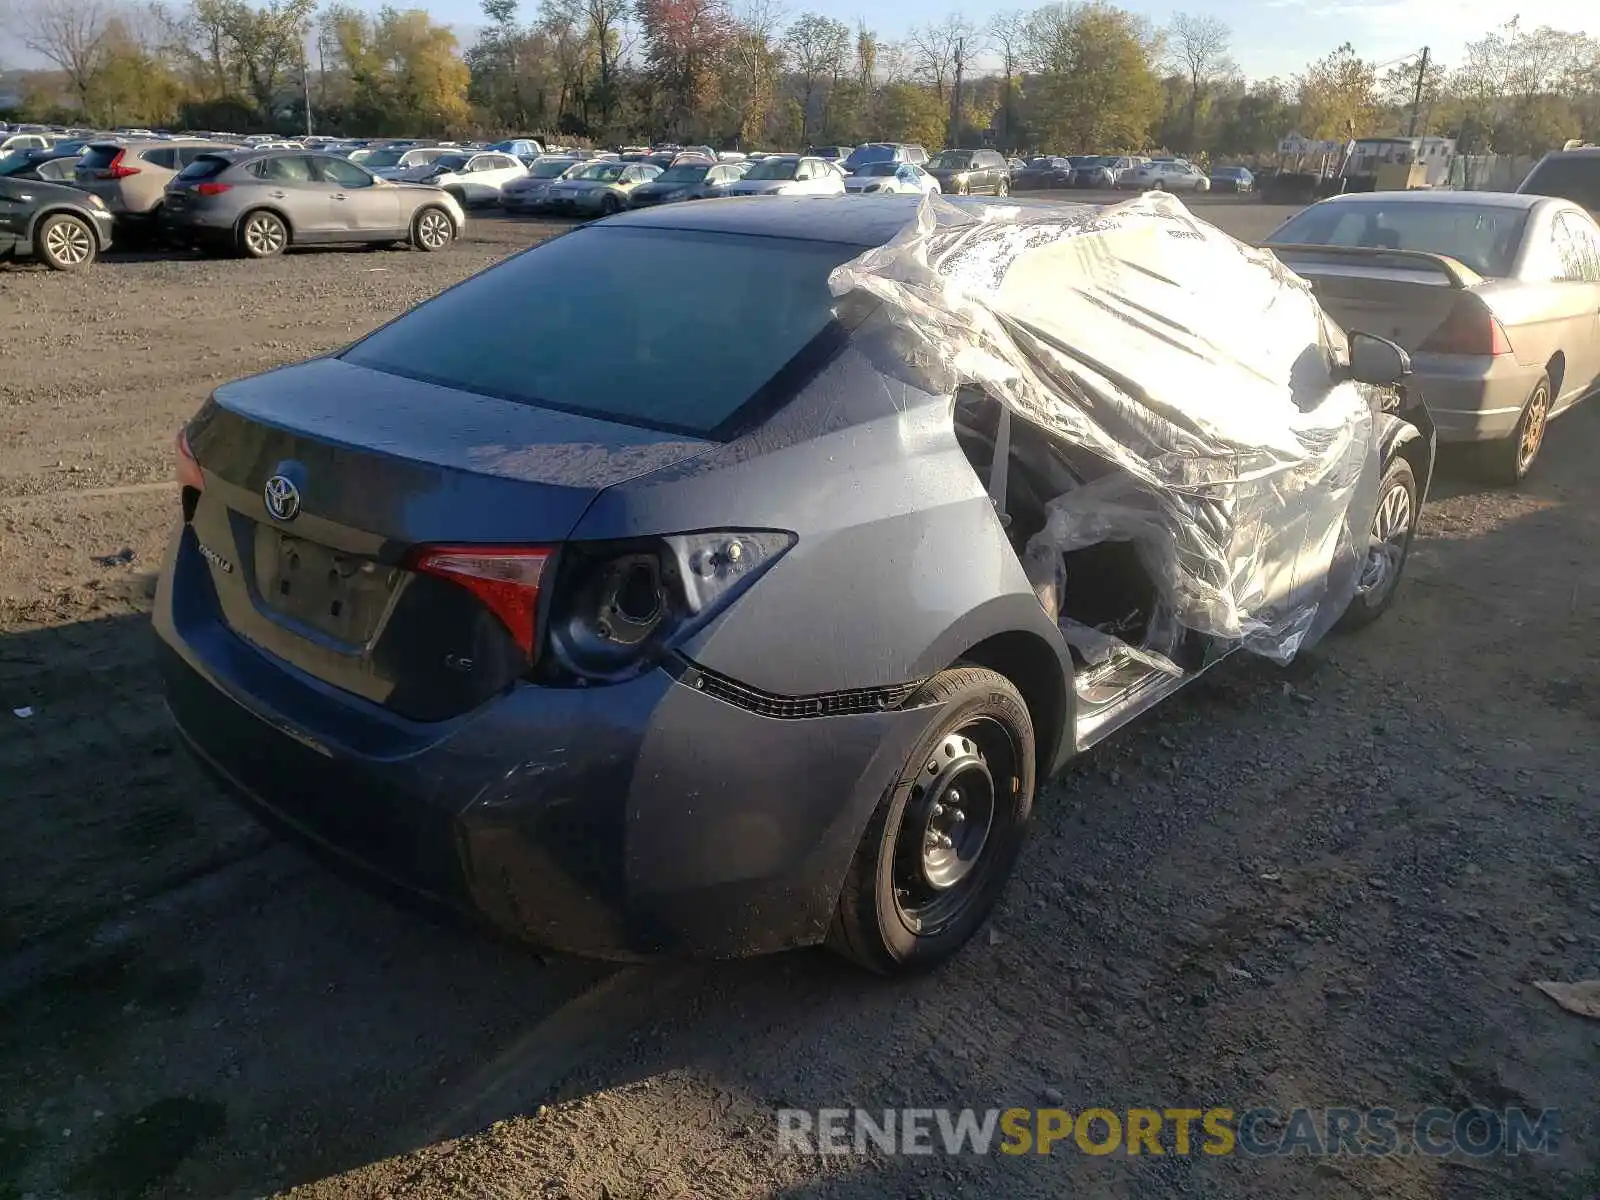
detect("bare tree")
(782, 11), (847, 140)
(18, 0), (116, 112)
(906, 11), (974, 102)
(1166, 11), (1233, 151)
(988, 8), (1027, 148)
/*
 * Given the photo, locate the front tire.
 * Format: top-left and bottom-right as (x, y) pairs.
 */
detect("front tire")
(411, 206), (454, 251)
(598, 193), (622, 216)
(1338, 457), (1418, 631)
(828, 666), (1036, 975)
(238, 210), (287, 259)
(34, 213), (96, 271)
(1475, 373), (1551, 485)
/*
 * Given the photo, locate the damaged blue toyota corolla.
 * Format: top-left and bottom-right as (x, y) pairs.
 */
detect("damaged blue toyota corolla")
(154, 193), (1435, 974)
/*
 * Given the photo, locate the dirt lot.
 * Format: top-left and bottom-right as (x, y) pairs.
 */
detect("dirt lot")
(1, 194), (1597, 1200)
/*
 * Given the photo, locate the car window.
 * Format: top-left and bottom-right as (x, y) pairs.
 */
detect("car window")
(1550, 211), (1600, 282)
(342, 227), (858, 438)
(318, 156), (374, 187)
(1563, 212), (1600, 282)
(1269, 201), (1529, 278)
(176, 154), (231, 181)
(1519, 155), (1600, 212)
(253, 155), (318, 183)
(140, 147), (180, 169)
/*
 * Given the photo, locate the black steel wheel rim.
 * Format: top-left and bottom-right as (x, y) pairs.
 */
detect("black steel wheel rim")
(891, 715), (1018, 935)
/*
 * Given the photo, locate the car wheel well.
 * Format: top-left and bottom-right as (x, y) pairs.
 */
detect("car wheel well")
(31, 206), (101, 247)
(952, 630), (1067, 778)
(237, 206), (292, 237)
(1545, 352), (1565, 398)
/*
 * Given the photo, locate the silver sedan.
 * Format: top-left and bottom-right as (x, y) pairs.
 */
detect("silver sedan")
(1266, 190), (1600, 483)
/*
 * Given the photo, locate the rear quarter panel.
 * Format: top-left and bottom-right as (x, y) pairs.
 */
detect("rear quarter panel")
(570, 346), (1075, 704)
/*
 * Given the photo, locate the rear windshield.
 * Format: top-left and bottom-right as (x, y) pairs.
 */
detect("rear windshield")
(1519, 156), (1600, 212)
(744, 158), (798, 180)
(341, 228), (856, 437)
(1268, 201), (1529, 277)
(530, 158), (576, 178)
(177, 155), (231, 180)
(78, 145), (121, 170)
(844, 145), (894, 169)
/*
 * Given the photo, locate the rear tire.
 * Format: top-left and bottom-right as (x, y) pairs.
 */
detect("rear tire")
(34, 213), (96, 271)
(237, 210), (287, 259)
(827, 666), (1036, 975)
(411, 206), (454, 251)
(1474, 373), (1550, 486)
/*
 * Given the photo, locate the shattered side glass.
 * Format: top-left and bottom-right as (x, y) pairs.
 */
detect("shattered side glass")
(829, 191), (1381, 664)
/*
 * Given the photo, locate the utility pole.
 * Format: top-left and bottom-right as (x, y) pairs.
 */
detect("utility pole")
(949, 38), (965, 148)
(1407, 45), (1430, 138)
(303, 42), (313, 138)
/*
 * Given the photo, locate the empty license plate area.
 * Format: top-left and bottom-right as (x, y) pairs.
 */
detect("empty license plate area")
(253, 529), (401, 646)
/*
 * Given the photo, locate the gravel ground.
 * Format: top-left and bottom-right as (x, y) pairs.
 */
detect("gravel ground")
(1, 195), (1596, 1200)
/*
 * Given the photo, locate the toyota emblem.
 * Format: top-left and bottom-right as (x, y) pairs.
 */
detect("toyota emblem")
(264, 474), (301, 522)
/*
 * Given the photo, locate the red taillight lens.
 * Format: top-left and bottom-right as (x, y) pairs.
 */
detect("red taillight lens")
(175, 429), (203, 491)
(98, 150), (140, 180)
(1419, 299), (1513, 356)
(408, 546), (552, 658)
(194, 182), (232, 196)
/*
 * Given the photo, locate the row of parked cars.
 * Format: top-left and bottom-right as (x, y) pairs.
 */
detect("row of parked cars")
(1011, 154), (1254, 193)
(0, 123), (1268, 272)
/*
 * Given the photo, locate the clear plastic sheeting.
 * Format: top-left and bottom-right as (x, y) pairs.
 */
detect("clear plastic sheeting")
(828, 189), (1381, 663)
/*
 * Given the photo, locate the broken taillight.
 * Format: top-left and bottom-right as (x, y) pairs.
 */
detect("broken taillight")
(407, 546), (553, 658)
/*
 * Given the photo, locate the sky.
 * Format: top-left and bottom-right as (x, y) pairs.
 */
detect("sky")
(4, 0), (1600, 84)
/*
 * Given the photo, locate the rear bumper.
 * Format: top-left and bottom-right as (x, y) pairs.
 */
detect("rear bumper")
(154, 526), (928, 959)
(1409, 352), (1543, 442)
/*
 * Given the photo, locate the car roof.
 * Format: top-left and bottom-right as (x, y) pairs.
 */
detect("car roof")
(1309, 189), (1547, 210)
(603, 194), (1090, 247)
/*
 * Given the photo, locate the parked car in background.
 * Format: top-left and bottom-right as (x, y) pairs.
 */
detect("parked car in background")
(1118, 160), (1210, 191)
(1266, 191), (1600, 483)
(841, 143), (928, 173)
(0, 175), (113, 270)
(0, 132), (51, 154)
(1208, 165), (1254, 193)
(499, 156), (585, 213)
(725, 155), (846, 196)
(1070, 155), (1136, 188)
(541, 160), (662, 215)
(75, 139), (232, 231)
(843, 162), (941, 195)
(1013, 156), (1080, 190)
(805, 145), (853, 163)
(404, 150), (526, 206)
(163, 149), (464, 259)
(0, 147), (85, 183)
(1516, 147), (1600, 216)
(356, 147), (452, 180)
(924, 148), (1010, 195)
(487, 138), (543, 163)
(628, 160), (749, 207)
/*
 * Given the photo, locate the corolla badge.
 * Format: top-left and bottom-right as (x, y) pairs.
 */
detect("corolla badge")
(264, 474), (301, 522)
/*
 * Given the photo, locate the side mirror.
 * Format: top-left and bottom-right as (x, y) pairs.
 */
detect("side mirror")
(1347, 331), (1412, 386)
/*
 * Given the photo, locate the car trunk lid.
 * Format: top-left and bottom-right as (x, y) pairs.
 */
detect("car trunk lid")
(1268, 244), (1487, 351)
(183, 357), (714, 719)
